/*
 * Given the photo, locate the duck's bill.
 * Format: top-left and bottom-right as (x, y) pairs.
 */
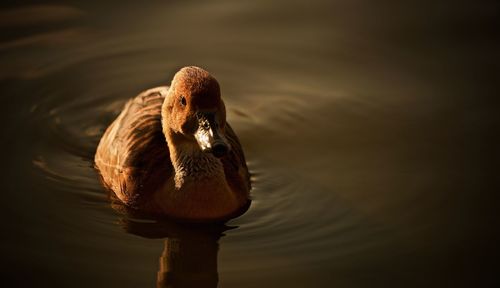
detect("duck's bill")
(194, 113), (230, 158)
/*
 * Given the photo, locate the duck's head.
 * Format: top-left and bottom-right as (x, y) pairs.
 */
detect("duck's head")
(162, 66), (229, 158)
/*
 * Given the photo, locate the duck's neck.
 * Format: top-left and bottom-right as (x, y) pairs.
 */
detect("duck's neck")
(165, 130), (226, 189)
(173, 145), (224, 189)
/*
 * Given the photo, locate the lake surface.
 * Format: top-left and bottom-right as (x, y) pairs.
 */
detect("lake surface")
(1, 1), (498, 287)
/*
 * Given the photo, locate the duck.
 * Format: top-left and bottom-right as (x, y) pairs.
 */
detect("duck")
(95, 66), (251, 221)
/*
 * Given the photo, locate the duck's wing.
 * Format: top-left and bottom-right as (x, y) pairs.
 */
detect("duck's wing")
(95, 87), (173, 206)
(222, 124), (251, 201)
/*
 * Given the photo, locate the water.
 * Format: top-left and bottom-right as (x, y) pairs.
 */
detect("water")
(1, 1), (498, 287)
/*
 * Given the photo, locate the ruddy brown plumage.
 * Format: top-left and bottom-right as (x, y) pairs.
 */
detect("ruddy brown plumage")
(95, 66), (250, 221)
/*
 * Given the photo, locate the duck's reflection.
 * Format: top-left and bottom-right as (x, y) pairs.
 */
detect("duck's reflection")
(116, 205), (229, 288)
(157, 230), (220, 288)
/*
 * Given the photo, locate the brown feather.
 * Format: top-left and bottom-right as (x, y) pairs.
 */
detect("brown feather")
(95, 87), (172, 207)
(95, 87), (250, 217)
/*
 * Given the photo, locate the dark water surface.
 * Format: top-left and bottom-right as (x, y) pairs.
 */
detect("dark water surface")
(1, 1), (498, 287)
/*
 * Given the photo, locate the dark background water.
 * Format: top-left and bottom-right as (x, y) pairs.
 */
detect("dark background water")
(1, 1), (499, 287)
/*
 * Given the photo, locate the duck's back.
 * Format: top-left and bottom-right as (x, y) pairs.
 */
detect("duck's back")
(95, 87), (172, 206)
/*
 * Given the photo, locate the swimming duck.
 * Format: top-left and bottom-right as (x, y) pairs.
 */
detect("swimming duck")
(95, 66), (251, 221)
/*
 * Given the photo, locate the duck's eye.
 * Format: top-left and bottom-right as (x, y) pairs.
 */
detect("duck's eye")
(179, 96), (187, 107)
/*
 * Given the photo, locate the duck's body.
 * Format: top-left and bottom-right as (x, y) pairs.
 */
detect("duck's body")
(95, 67), (250, 221)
